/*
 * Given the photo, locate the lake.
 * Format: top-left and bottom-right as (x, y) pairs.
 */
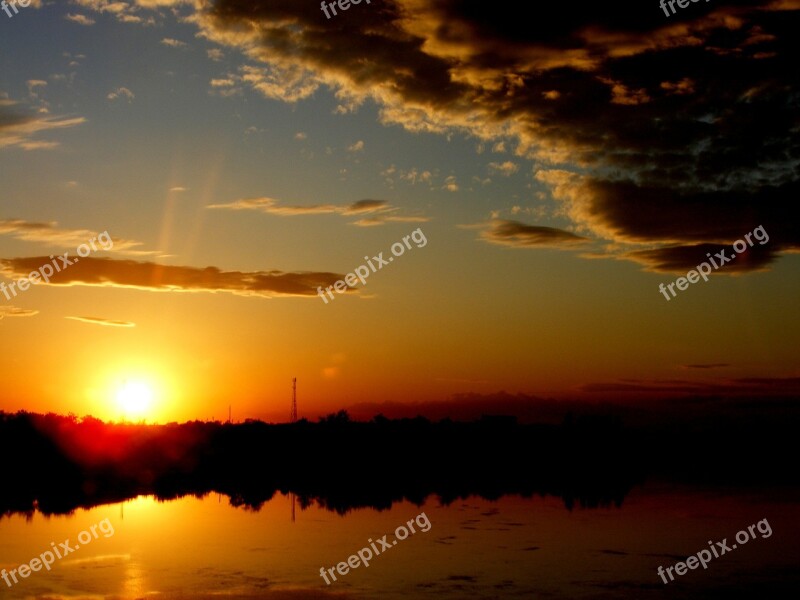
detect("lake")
(1, 482), (798, 599)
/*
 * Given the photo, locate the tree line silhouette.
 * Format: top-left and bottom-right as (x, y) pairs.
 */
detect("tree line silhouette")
(0, 406), (796, 518)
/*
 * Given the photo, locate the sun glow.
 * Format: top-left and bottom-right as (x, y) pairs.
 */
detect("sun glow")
(116, 381), (154, 420)
(88, 360), (180, 423)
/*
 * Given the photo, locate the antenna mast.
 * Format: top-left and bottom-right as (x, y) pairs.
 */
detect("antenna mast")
(290, 377), (297, 423)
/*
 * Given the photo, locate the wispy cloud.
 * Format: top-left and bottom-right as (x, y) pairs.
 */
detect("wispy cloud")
(65, 316), (136, 328)
(238, 63), (319, 103)
(208, 197), (339, 215)
(353, 216), (429, 227)
(207, 197), (425, 226)
(0, 219), (157, 255)
(581, 377), (800, 397)
(0, 105), (85, 151)
(442, 176), (458, 192)
(161, 38), (187, 48)
(0, 306), (39, 321)
(340, 199), (387, 215)
(0, 257), (349, 299)
(107, 87), (135, 102)
(488, 161), (519, 176)
(65, 13), (96, 26)
(18, 141), (61, 151)
(476, 219), (589, 249)
(73, 0), (155, 25)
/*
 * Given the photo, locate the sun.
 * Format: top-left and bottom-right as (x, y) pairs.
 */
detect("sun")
(116, 381), (154, 420)
(95, 364), (173, 422)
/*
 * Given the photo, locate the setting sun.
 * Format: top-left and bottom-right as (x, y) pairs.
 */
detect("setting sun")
(116, 381), (154, 420)
(87, 362), (178, 423)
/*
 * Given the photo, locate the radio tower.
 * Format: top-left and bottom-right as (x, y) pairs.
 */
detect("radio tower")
(290, 377), (297, 423)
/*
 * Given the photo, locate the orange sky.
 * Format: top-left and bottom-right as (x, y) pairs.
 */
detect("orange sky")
(1, 0), (799, 423)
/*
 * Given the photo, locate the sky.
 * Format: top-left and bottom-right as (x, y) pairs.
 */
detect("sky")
(1, 0), (798, 423)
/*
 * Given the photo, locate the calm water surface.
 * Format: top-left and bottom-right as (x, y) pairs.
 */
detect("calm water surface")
(1, 483), (798, 599)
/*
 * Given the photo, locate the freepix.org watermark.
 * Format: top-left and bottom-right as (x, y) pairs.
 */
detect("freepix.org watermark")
(319, 512), (432, 584)
(658, 225), (768, 301)
(317, 227), (427, 304)
(320, 0), (371, 20)
(657, 517), (772, 584)
(1, 0), (32, 19)
(1, 517), (115, 588)
(0, 230), (113, 301)
(659, 0), (712, 18)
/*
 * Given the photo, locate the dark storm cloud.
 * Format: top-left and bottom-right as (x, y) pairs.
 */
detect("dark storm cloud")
(555, 179), (800, 245)
(625, 241), (777, 273)
(101, 0), (800, 270)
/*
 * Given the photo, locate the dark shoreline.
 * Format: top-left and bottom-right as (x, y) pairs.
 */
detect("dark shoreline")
(1, 408), (797, 518)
